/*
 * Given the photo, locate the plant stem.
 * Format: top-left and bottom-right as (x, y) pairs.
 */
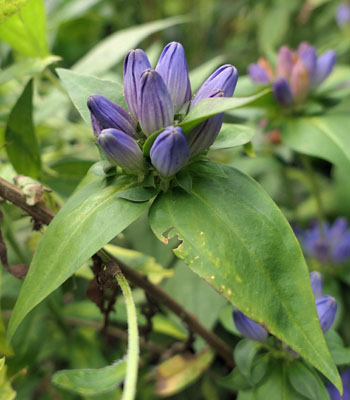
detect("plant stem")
(115, 269), (139, 400)
(301, 155), (325, 237)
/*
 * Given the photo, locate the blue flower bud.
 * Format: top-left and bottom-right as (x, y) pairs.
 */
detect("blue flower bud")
(123, 49), (152, 120)
(297, 42), (317, 76)
(137, 69), (174, 136)
(316, 295), (337, 333)
(272, 78), (294, 106)
(156, 42), (192, 113)
(191, 64), (238, 108)
(150, 126), (190, 177)
(97, 128), (145, 174)
(87, 94), (137, 138)
(276, 46), (295, 80)
(247, 63), (270, 84)
(336, 3), (350, 27)
(312, 50), (336, 87)
(233, 309), (268, 342)
(187, 89), (224, 156)
(327, 369), (350, 400)
(309, 271), (323, 300)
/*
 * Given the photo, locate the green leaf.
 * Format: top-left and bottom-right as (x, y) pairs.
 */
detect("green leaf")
(282, 114), (350, 171)
(0, 0), (28, 22)
(115, 186), (159, 202)
(234, 339), (259, 379)
(8, 175), (150, 341)
(0, 56), (60, 85)
(73, 16), (187, 74)
(52, 360), (126, 395)
(0, 357), (16, 400)
(143, 91), (268, 155)
(218, 367), (251, 391)
(0, 0), (49, 57)
(287, 361), (329, 400)
(149, 163), (341, 390)
(326, 330), (350, 366)
(56, 68), (126, 124)
(175, 170), (192, 193)
(5, 79), (41, 178)
(210, 123), (256, 150)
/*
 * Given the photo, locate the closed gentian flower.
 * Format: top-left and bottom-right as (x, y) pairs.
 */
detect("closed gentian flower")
(309, 271), (323, 300)
(87, 94), (137, 138)
(150, 126), (190, 177)
(327, 369), (350, 400)
(247, 64), (270, 84)
(187, 89), (225, 156)
(138, 69), (174, 136)
(273, 78), (294, 106)
(297, 42), (317, 76)
(290, 59), (310, 102)
(315, 295), (337, 333)
(191, 64), (238, 108)
(123, 49), (152, 120)
(233, 309), (268, 342)
(276, 46), (295, 79)
(98, 129), (145, 174)
(312, 50), (337, 87)
(336, 3), (350, 27)
(156, 42), (192, 113)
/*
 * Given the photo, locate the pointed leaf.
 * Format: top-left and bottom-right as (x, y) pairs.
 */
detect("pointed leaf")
(8, 174), (149, 341)
(210, 123), (256, 150)
(56, 68), (127, 124)
(5, 79), (41, 178)
(52, 360), (126, 395)
(149, 163), (341, 390)
(282, 114), (350, 171)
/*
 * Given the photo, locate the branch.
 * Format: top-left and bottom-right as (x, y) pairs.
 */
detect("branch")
(0, 176), (234, 368)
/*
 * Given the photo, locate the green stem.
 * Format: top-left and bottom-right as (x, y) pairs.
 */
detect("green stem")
(115, 269), (139, 400)
(301, 155), (325, 238)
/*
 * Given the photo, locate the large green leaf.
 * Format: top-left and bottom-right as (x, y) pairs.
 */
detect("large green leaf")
(0, 0), (28, 23)
(56, 68), (126, 124)
(282, 114), (350, 171)
(73, 16), (187, 74)
(8, 174), (150, 342)
(52, 361), (126, 395)
(148, 163), (341, 390)
(210, 123), (255, 150)
(5, 79), (41, 178)
(0, 0), (49, 57)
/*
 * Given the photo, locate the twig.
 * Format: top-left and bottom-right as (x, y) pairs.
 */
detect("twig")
(0, 176), (234, 368)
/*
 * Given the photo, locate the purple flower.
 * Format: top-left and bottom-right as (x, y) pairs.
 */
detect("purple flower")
(276, 46), (295, 80)
(336, 3), (350, 27)
(97, 129), (145, 174)
(138, 69), (174, 136)
(327, 370), (350, 400)
(273, 78), (294, 106)
(248, 63), (270, 84)
(315, 295), (337, 333)
(309, 271), (323, 300)
(123, 49), (152, 120)
(290, 59), (310, 102)
(297, 42), (317, 76)
(233, 309), (268, 342)
(150, 126), (190, 177)
(87, 94), (137, 138)
(312, 50), (337, 87)
(156, 42), (192, 113)
(191, 64), (238, 108)
(302, 218), (350, 264)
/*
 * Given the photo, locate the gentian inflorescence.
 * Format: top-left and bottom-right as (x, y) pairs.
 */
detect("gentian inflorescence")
(299, 218), (350, 265)
(232, 272), (337, 343)
(248, 42), (336, 107)
(87, 42), (238, 180)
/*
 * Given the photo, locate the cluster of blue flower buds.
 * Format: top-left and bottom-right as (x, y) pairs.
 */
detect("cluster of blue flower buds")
(300, 218), (350, 265)
(232, 272), (337, 342)
(88, 42), (238, 178)
(248, 42), (336, 107)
